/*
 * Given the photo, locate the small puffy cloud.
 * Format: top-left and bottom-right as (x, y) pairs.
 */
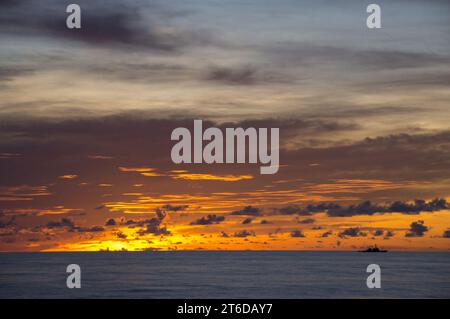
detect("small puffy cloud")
(385, 230), (395, 238)
(105, 218), (116, 226)
(242, 218), (252, 225)
(291, 230), (305, 238)
(338, 228), (367, 238)
(298, 218), (315, 224)
(373, 229), (384, 236)
(321, 230), (332, 238)
(116, 231), (127, 239)
(137, 210), (170, 236)
(405, 220), (429, 237)
(191, 214), (225, 225)
(138, 224), (170, 236)
(234, 230), (255, 238)
(442, 229), (450, 238)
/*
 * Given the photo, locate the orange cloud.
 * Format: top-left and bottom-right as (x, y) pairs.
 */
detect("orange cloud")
(58, 174), (78, 180)
(172, 173), (254, 182)
(141, 172), (164, 177)
(119, 167), (157, 173)
(119, 167), (164, 177)
(0, 185), (51, 201)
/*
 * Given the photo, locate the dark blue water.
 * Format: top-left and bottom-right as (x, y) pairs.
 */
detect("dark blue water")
(1, 251), (449, 298)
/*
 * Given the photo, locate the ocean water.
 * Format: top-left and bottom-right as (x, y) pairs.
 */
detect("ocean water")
(0, 251), (449, 298)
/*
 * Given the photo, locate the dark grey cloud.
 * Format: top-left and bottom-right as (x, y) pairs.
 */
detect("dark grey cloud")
(46, 218), (74, 229)
(0, 67), (34, 83)
(136, 210), (170, 236)
(321, 230), (332, 238)
(137, 223), (170, 236)
(116, 231), (127, 239)
(366, 72), (450, 90)
(77, 225), (104, 233)
(242, 217), (252, 225)
(83, 62), (192, 83)
(105, 218), (116, 226)
(405, 220), (429, 237)
(298, 218), (315, 224)
(230, 206), (262, 216)
(191, 214), (225, 225)
(443, 229), (450, 238)
(234, 230), (254, 238)
(206, 66), (258, 85)
(276, 203), (341, 216)
(0, 0), (211, 51)
(327, 199), (449, 217)
(205, 66), (289, 85)
(274, 199), (448, 218)
(232, 118), (360, 141)
(290, 230), (305, 238)
(276, 205), (307, 215)
(46, 218), (104, 233)
(266, 42), (450, 71)
(123, 219), (138, 226)
(327, 201), (382, 217)
(338, 228), (367, 238)
(161, 204), (189, 212)
(300, 131), (450, 183)
(385, 230), (395, 238)
(373, 229), (384, 237)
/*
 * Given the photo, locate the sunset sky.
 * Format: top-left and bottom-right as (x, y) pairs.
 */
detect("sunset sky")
(1, 0), (449, 252)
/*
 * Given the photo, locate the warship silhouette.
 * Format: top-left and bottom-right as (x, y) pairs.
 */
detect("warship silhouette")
(358, 245), (387, 253)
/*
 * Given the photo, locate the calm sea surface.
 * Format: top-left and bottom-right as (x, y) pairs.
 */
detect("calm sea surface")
(1, 251), (449, 298)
